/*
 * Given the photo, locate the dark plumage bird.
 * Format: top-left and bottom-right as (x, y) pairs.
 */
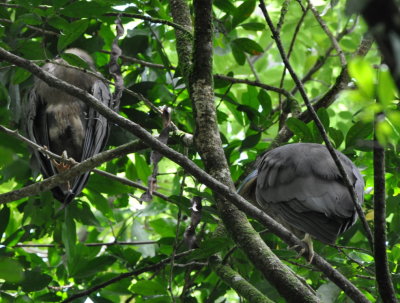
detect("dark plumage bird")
(238, 143), (364, 259)
(27, 48), (112, 204)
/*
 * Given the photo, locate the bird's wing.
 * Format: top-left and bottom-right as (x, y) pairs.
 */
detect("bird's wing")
(81, 80), (112, 161)
(237, 169), (258, 202)
(256, 143), (364, 243)
(27, 89), (57, 179)
(66, 80), (112, 202)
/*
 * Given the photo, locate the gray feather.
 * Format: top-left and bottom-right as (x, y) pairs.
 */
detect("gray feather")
(239, 143), (364, 244)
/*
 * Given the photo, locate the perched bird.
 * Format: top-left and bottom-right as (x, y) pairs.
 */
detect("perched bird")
(238, 143), (364, 260)
(27, 48), (112, 204)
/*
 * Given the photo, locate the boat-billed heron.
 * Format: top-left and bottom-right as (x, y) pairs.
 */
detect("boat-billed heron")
(27, 48), (112, 204)
(238, 143), (364, 260)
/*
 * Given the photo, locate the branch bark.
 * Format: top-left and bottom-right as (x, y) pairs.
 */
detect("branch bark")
(188, 1), (319, 302)
(373, 124), (396, 303)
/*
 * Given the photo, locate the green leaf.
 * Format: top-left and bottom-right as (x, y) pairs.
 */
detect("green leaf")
(345, 121), (373, 149)
(189, 237), (231, 260)
(3, 228), (25, 246)
(69, 202), (100, 226)
(61, 53), (90, 70)
(329, 127), (344, 148)
(86, 173), (132, 195)
(57, 19), (89, 52)
(258, 89), (272, 116)
(129, 280), (168, 296)
(21, 271), (52, 292)
(36, 293), (62, 302)
(73, 256), (116, 279)
(232, 0), (256, 28)
(62, 210), (77, 260)
(19, 13), (42, 25)
(377, 69), (397, 107)
(286, 117), (313, 142)
(84, 188), (112, 217)
(232, 38), (263, 55)
(316, 107), (330, 129)
(47, 15), (69, 31)
(0, 205), (10, 239)
(11, 67), (31, 85)
(241, 22), (265, 31)
(149, 218), (176, 238)
(214, 0), (236, 13)
(62, 1), (109, 18)
(231, 42), (246, 65)
(240, 132), (261, 150)
(133, 154), (152, 184)
(0, 258), (23, 283)
(348, 58), (375, 98)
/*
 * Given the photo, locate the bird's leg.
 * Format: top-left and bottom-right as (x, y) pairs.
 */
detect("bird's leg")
(52, 151), (71, 173)
(290, 233), (314, 263)
(51, 151), (72, 192)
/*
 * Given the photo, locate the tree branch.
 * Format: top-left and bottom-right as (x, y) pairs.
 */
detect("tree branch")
(0, 139), (146, 204)
(105, 12), (192, 36)
(373, 124), (397, 303)
(189, 1), (318, 302)
(214, 74), (296, 101)
(13, 241), (157, 248)
(210, 256), (275, 303)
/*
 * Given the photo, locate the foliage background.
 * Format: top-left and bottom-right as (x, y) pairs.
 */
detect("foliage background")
(0, 0), (399, 302)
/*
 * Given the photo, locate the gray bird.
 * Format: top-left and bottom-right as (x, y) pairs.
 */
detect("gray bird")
(238, 143), (364, 259)
(27, 48), (112, 204)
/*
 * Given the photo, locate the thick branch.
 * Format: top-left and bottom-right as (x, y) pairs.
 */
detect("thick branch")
(168, 0), (193, 79)
(373, 132), (396, 303)
(189, 1), (318, 302)
(361, 0), (400, 89)
(210, 256), (275, 303)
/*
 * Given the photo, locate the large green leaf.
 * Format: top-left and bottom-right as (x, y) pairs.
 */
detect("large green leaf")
(57, 19), (89, 51)
(286, 117), (313, 142)
(232, 0), (257, 29)
(21, 271), (52, 292)
(231, 38), (264, 55)
(345, 121), (373, 149)
(129, 280), (168, 296)
(0, 258), (23, 283)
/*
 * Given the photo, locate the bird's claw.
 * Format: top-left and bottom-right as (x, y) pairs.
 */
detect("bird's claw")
(290, 234), (314, 263)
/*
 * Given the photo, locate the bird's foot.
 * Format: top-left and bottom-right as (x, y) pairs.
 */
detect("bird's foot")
(290, 234), (314, 263)
(51, 151), (72, 192)
(52, 151), (71, 173)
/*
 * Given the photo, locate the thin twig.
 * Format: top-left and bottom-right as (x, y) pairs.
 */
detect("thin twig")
(214, 74), (296, 101)
(13, 241), (157, 248)
(0, 18), (58, 36)
(306, 0), (346, 66)
(105, 13), (192, 36)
